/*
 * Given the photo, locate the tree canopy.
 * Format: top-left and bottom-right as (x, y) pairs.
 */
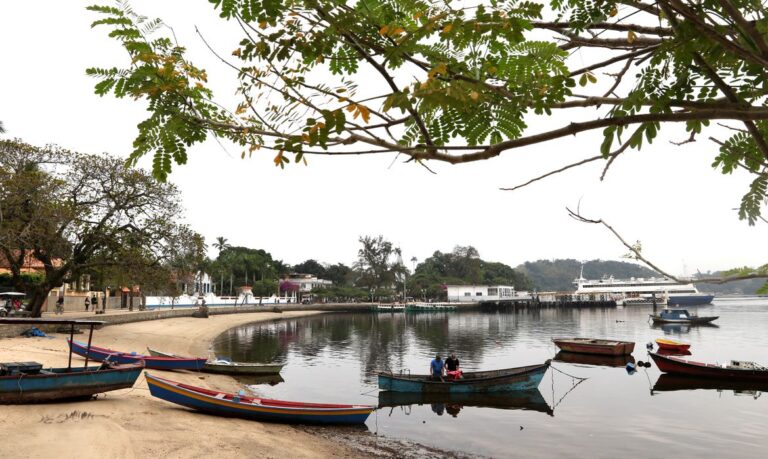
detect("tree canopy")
(409, 245), (532, 299)
(0, 138), (203, 316)
(354, 235), (406, 291)
(87, 0), (768, 224)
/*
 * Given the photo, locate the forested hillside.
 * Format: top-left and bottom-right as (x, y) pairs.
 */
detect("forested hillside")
(516, 259), (659, 292)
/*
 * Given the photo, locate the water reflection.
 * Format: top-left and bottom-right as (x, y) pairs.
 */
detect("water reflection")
(651, 322), (720, 334)
(554, 351), (635, 368)
(239, 374), (285, 388)
(378, 389), (554, 417)
(213, 301), (768, 458)
(652, 374), (768, 397)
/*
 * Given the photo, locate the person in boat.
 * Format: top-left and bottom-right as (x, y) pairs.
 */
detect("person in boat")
(445, 351), (462, 379)
(430, 353), (445, 381)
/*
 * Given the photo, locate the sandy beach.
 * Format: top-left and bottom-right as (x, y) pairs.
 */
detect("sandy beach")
(0, 311), (368, 459)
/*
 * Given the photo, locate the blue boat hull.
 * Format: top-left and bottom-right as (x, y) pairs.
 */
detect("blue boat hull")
(0, 364), (142, 404)
(378, 362), (550, 393)
(667, 295), (715, 306)
(69, 340), (206, 370)
(146, 373), (374, 425)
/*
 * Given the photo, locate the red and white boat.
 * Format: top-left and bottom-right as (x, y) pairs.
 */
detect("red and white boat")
(649, 352), (768, 381)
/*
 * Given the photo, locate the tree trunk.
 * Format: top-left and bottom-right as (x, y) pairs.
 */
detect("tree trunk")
(27, 270), (67, 317)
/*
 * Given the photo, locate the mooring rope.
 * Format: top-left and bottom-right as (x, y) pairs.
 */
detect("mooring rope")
(550, 364), (589, 381)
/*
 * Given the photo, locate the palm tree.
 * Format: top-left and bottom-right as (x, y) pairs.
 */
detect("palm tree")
(212, 236), (230, 255)
(410, 256), (418, 272)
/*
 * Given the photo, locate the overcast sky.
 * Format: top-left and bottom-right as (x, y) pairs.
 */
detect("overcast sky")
(1, 1), (765, 275)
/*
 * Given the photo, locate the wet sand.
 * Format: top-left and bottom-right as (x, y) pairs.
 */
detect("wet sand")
(0, 311), (370, 459)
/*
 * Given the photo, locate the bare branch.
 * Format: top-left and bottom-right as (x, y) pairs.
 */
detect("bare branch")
(670, 131), (696, 146)
(566, 207), (681, 281)
(534, 21), (672, 36)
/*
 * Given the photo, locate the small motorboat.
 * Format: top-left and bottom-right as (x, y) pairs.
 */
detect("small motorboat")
(649, 309), (718, 324)
(655, 338), (691, 353)
(69, 340), (207, 371)
(146, 373), (374, 424)
(649, 352), (768, 381)
(147, 348), (284, 375)
(377, 361), (550, 393)
(552, 338), (635, 356)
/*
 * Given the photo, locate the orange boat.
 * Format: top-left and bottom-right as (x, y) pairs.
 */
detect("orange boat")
(655, 338), (691, 352)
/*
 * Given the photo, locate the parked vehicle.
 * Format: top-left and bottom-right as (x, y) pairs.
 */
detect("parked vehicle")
(0, 292), (32, 317)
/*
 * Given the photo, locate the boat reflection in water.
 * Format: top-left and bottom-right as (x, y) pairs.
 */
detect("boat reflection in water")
(651, 322), (719, 335)
(654, 348), (692, 357)
(241, 374), (285, 389)
(554, 351), (635, 368)
(651, 374), (768, 398)
(378, 389), (553, 418)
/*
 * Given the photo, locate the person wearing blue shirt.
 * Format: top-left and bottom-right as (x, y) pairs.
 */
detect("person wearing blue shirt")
(430, 353), (445, 381)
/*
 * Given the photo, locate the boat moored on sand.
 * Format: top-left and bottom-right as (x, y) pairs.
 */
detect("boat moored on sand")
(146, 348), (284, 375)
(69, 340), (207, 371)
(146, 372), (375, 424)
(1, 319), (142, 404)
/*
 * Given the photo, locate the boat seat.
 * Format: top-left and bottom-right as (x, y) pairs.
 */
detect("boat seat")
(215, 393), (227, 399)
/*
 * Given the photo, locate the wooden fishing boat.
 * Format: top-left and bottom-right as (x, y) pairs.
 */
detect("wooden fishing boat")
(377, 388), (553, 416)
(146, 373), (374, 424)
(655, 338), (691, 352)
(649, 352), (768, 381)
(0, 361), (143, 403)
(649, 309), (718, 324)
(377, 361), (550, 393)
(554, 351), (635, 368)
(147, 348), (284, 375)
(552, 338), (635, 356)
(0, 318), (143, 404)
(69, 340), (206, 371)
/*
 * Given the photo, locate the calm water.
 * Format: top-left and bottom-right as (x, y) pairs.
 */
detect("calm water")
(212, 298), (768, 458)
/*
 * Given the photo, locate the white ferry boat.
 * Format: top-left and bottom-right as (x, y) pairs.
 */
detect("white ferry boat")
(574, 274), (714, 306)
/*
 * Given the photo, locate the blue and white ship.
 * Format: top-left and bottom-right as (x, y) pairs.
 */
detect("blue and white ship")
(574, 275), (714, 306)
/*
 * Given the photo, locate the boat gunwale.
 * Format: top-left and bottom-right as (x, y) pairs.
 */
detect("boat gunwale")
(376, 361), (550, 384)
(70, 340), (207, 364)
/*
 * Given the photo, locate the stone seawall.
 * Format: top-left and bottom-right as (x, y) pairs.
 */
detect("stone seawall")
(0, 302), (480, 338)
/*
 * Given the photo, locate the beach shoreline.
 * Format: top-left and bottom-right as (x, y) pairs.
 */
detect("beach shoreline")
(0, 311), (367, 459)
(0, 311), (470, 459)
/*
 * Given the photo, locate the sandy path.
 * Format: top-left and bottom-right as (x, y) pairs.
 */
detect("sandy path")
(0, 311), (363, 459)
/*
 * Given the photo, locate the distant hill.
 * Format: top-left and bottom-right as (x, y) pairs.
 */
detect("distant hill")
(695, 272), (766, 295)
(516, 259), (659, 291)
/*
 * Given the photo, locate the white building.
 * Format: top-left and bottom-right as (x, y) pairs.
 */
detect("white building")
(285, 274), (333, 292)
(446, 285), (516, 302)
